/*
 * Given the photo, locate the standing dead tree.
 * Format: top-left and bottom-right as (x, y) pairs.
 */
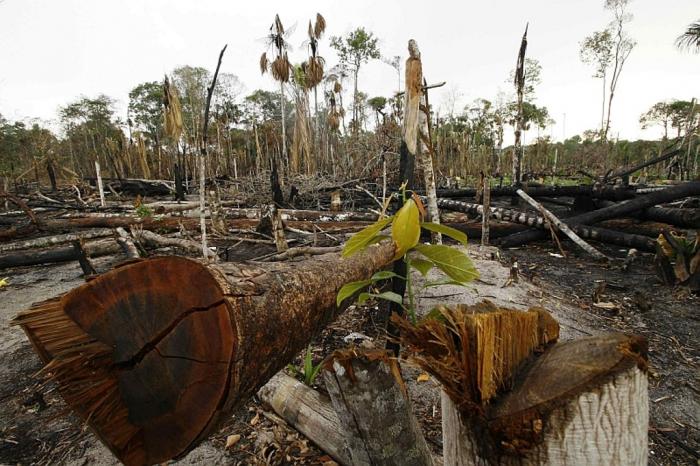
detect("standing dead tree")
(199, 44), (227, 258)
(512, 24), (528, 187)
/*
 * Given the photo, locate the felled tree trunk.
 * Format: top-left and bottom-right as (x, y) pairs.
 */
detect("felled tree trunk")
(437, 198), (656, 251)
(498, 181), (700, 248)
(0, 239), (120, 269)
(14, 241), (395, 465)
(323, 349), (434, 466)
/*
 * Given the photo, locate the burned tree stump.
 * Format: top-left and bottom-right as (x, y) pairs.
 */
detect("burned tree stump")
(14, 241), (395, 465)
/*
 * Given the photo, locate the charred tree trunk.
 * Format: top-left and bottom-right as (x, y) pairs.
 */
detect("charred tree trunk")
(498, 181), (700, 248)
(437, 198), (656, 251)
(14, 241), (395, 465)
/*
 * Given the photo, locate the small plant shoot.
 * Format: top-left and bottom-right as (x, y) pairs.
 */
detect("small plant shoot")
(337, 188), (479, 323)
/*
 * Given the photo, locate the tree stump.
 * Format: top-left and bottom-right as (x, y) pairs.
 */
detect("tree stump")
(14, 241), (394, 465)
(323, 349), (434, 466)
(395, 302), (649, 466)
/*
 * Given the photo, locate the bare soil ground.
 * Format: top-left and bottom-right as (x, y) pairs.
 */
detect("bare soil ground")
(0, 242), (697, 465)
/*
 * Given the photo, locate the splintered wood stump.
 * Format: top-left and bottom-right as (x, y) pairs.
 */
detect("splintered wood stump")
(14, 241), (395, 465)
(396, 302), (649, 466)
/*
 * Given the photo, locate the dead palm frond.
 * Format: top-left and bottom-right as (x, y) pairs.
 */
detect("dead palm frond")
(675, 20), (700, 52)
(313, 13), (326, 39)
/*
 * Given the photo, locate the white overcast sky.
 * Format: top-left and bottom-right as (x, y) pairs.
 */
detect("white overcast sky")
(0, 0), (697, 142)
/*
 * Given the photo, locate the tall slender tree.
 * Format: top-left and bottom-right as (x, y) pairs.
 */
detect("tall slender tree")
(580, 30), (614, 134)
(602, 0), (636, 141)
(260, 14), (293, 166)
(330, 28), (381, 132)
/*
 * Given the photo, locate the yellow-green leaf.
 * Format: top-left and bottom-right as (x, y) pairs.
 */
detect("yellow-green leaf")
(337, 279), (372, 306)
(410, 258), (434, 277)
(420, 222), (468, 247)
(414, 244), (479, 283)
(342, 216), (392, 257)
(392, 199), (421, 259)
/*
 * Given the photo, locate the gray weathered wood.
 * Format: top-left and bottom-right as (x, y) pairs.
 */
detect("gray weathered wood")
(323, 352), (434, 466)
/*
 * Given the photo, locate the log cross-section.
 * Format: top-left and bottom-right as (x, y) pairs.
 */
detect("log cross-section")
(14, 241), (395, 465)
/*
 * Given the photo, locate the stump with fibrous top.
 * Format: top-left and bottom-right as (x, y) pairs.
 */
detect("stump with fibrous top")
(14, 241), (395, 465)
(396, 301), (649, 466)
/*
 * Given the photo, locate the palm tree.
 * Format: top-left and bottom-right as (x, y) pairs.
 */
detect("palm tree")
(304, 14), (326, 120)
(676, 20), (700, 53)
(260, 14), (292, 165)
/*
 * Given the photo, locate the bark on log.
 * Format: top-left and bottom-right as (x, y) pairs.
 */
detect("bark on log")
(323, 350), (434, 466)
(0, 229), (114, 253)
(14, 241), (395, 465)
(498, 181), (700, 248)
(0, 239), (120, 269)
(258, 373), (351, 465)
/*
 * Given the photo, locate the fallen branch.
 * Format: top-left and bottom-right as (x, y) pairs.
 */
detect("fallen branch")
(516, 189), (607, 260)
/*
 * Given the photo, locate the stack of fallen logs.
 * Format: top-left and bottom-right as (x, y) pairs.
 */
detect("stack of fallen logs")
(2, 181), (699, 272)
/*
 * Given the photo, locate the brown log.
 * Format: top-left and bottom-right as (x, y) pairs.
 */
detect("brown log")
(14, 241), (395, 465)
(323, 349), (434, 466)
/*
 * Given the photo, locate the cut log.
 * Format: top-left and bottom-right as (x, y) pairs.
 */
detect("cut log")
(0, 229), (114, 253)
(86, 178), (175, 196)
(131, 229), (217, 259)
(14, 241), (395, 465)
(516, 189), (607, 260)
(498, 181), (700, 248)
(258, 373), (351, 465)
(323, 349), (434, 466)
(116, 227), (140, 259)
(0, 239), (120, 269)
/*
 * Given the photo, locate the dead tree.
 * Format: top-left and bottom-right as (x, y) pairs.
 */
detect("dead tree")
(512, 24), (528, 187)
(14, 241), (395, 465)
